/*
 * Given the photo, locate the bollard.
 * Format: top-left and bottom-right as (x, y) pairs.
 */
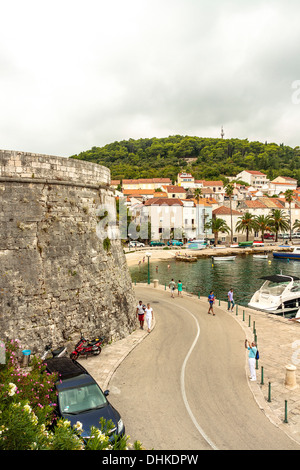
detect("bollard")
(253, 320), (255, 333)
(198, 292), (200, 299)
(165, 283), (166, 290)
(21, 349), (31, 368)
(153, 279), (159, 288)
(284, 400), (288, 423)
(268, 382), (271, 402)
(261, 366), (264, 385)
(243, 310), (245, 321)
(219, 299), (220, 306)
(236, 304), (238, 315)
(284, 364), (298, 390)
(248, 315), (251, 327)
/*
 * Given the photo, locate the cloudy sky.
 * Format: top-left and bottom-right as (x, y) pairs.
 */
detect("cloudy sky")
(1, 0), (300, 157)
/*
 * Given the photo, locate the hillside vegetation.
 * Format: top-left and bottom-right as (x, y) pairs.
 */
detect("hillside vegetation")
(70, 136), (300, 184)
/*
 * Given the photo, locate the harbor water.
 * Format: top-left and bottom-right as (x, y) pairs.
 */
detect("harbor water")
(129, 253), (300, 307)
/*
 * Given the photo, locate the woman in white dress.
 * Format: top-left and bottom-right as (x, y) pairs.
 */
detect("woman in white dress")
(145, 303), (154, 333)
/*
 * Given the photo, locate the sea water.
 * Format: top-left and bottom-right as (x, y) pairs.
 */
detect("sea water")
(129, 254), (300, 306)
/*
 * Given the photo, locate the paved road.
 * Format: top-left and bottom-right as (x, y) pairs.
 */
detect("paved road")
(109, 286), (300, 450)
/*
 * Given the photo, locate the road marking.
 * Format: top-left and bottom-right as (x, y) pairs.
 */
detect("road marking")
(161, 298), (219, 451)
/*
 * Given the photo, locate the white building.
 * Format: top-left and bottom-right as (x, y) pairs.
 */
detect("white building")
(235, 170), (269, 189)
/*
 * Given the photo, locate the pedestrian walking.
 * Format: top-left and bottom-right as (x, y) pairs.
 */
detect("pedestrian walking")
(136, 300), (145, 330)
(177, 280), (183, 297)
(169, 278), (176, 298)
(227, 288), (235, 312)
(208, 291), (215, 315)
(245, 339), (257, 381)
(145, 303), (154, 333)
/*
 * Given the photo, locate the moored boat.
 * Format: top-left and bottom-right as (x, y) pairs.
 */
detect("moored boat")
(253, 254), (268, 259)
(273, 246), (300, 260)
(248, 274), (300, 315)
(212, 256), (236, 261)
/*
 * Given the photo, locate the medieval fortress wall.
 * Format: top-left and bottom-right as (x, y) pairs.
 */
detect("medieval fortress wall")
(0, 150), (136, 352)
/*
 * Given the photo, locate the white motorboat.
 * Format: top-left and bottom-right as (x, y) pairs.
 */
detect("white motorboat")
(212, 256), (236, 261)
(248, 274), (300, 315)
(253, 254), (268, 259)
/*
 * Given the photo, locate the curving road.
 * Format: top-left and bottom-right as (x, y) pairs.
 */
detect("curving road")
(109, 286), (300, 450)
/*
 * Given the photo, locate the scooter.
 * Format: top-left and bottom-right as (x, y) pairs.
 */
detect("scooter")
(41, 343), (68, 361)
(70, 333), (104, 360)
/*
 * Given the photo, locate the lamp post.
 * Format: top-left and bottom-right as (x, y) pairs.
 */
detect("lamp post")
(146, 252), (151, 285)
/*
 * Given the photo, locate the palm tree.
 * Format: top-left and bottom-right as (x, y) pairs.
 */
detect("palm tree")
(204, 217), (230, 245)
(254, 215), (272, 242)
(194, 188), (203, 237)
(225, 182), (234, 245)
(235, 212), (256, 241)
(284, 189), (294, 241)
(268, 209), (289, 242)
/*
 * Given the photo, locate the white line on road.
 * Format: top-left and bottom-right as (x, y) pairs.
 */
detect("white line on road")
(160, 298), (219, 451)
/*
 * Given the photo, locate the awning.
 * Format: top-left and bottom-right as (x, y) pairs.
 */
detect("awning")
(259, 275), (300, 283)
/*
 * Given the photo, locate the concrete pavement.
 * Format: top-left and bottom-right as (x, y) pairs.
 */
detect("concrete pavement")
(81, 282), (300, 447)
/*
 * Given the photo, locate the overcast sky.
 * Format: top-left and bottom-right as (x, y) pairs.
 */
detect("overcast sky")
(1, 0), (300, 157)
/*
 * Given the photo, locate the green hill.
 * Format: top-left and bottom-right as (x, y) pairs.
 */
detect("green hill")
(70, 135), (300, 184)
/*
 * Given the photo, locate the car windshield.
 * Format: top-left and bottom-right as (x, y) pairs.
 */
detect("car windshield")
(59, 383), (107, 414)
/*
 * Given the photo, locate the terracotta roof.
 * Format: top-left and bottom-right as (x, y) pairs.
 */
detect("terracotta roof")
(202, 180), (224, 187)
(165, 185), (186, 193)
(244, 170), (267, 176)
(213, 206), (243, 215)
(144, 198), (183, 206)
(123, 189), (155, 195)
(242, 200), (267, 209)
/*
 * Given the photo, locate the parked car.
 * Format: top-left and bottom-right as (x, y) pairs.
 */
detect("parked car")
(167, 240), (183, 246)
(278, 233), (289, 239)
(263, 233), (274, 239)
(150, 241), (165, 246)
(44, 357), (125, 439)
(128, 241), (145, 247)
(292, 233), (300, 239)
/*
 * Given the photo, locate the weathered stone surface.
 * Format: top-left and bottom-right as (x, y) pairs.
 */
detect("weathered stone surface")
(0, 151), (136, 353)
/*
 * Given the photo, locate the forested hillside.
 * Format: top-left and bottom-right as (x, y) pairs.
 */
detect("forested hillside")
(70, 136), (300, 184)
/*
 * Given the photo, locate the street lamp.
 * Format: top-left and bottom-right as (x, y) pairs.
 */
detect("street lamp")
(146, 252), (152, 285)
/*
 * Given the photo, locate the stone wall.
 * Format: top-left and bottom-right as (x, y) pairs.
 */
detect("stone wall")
(0, 151), (136, 353)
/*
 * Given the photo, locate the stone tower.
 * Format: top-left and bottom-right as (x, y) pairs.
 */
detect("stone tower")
(0, 150), (136, 352)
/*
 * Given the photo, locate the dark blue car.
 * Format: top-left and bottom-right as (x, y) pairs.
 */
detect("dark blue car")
(44, 357), (125, 439)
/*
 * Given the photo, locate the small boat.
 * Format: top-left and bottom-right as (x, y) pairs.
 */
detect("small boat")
(239, 241), (253, 247)
(212, 256), (236, 261)
(253, 254), (268, 259)
(273, 246), (300, 260)
(248, 274), (300, 315)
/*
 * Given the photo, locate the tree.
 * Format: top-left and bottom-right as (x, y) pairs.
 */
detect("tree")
(284, 189), (294, 241)
(268, 209), (289, 242)
(235, 212), (256, 241)
(225, 182), (234, 244)
(254, 215), (272, 242)
(204, 217), (230, 244)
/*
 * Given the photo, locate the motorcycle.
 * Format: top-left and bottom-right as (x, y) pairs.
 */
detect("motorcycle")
(70, 333), (104, 360)
(41, 343), (68, 361)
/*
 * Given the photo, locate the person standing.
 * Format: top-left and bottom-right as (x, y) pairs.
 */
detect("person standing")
(169, 278), (176, 298)
(136, 300), (145, 330)
(145, 303), (154, 333)
(208, 291), (215, 315)
(177, 280), (183, 297)
(245, 339), (257, 381)
(227, 288), (235, 312)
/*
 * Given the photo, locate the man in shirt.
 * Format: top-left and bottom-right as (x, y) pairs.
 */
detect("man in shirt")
(136, 300), (145, 329)
(227, 288), (235, 312)
(169, 279), (176, 298)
